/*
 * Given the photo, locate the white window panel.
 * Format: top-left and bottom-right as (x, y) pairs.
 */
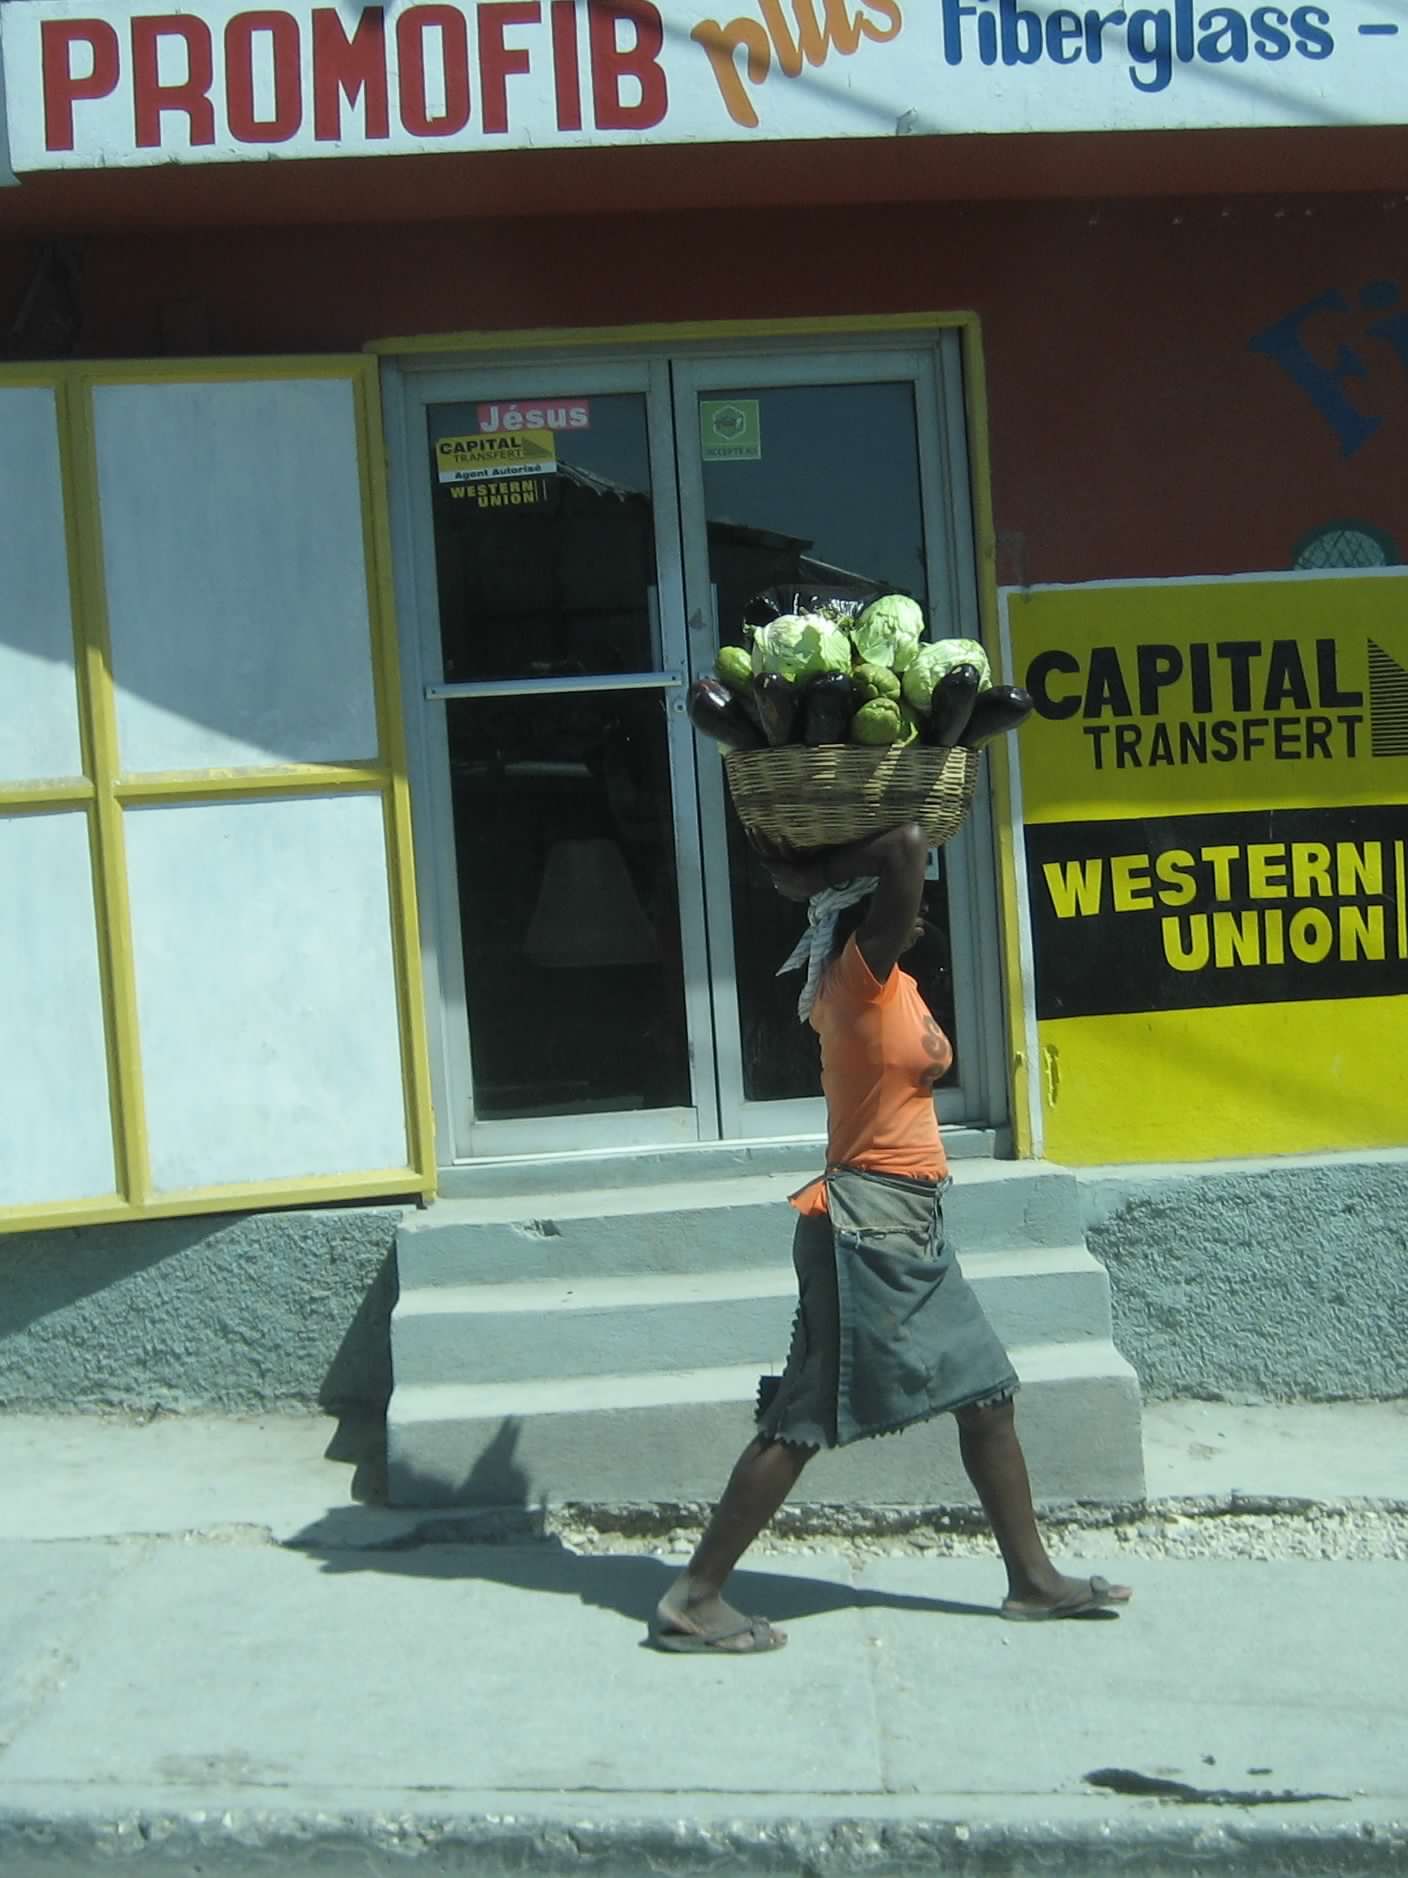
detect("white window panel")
(95, 378), (380, 774)
(0, 387), (83, 784)
(124, 792), (408, 1192)
(0, 811), (115, 1204)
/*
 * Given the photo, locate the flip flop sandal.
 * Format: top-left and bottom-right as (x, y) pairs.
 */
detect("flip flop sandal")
(1000, 1575), (1128, 1622)
(648, 1614), (786, 1654)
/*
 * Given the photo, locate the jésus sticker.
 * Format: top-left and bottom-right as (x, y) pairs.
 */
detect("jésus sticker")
(477, 400), (591, 434)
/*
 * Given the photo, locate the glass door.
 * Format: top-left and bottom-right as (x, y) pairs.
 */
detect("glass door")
(391, 336), (1004, 1163)
(399, 360), (717, 1157)
(673, 348), (1005, 1141)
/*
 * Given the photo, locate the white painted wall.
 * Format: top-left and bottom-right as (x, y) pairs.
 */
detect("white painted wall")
(123, 791), (408, 1191)
(0, 811), (116, 1205)
(0, 386), (83, 782)
(95, 377), (380, 774)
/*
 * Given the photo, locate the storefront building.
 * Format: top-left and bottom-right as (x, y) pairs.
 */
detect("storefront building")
(2, 0), (1405, 1504)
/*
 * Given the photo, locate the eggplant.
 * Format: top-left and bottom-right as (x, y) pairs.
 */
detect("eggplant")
(802, 672), (855, 746)
(734, 685), (767, 739)
(687, 677), (764, 752)
(960, 684), (1036, 749)
(924, 662), (982, 747)
(754, 672), (801, 747)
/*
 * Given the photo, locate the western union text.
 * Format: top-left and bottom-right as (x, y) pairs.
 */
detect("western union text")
(1042, 838), (1405, 973)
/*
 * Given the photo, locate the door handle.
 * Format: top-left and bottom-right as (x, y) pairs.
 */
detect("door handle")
(425, 672), (683, 701)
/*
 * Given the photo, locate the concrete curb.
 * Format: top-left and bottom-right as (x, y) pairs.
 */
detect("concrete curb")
(281, 1489), (1408, 1555)
(0, 1797), (1404, 1875)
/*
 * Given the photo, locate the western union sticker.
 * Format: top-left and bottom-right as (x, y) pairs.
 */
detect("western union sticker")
(435, 429), (558, 484)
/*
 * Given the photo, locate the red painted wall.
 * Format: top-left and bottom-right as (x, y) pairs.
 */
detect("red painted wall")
(4, 189), (1405, 585)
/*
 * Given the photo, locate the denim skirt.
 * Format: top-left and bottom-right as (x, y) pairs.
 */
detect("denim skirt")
(756, 1165), (1020, 1450)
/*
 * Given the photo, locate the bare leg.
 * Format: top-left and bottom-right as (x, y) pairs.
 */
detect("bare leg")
(955, 1398), (1131, 1614)
(654, 1435), (815, 1651)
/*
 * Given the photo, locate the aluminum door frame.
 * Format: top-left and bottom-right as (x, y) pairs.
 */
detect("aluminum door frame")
(382, 355), (719, 1160)
(670, 339), (1007, 1141)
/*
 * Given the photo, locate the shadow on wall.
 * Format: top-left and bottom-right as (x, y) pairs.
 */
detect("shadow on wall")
(323, 1405), (394, 1507)
(385, 1416), (549, 1533)
(0, 1204), (404, 1417)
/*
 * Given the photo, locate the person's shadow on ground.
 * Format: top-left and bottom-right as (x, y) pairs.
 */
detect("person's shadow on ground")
(297, 1416), (1000, 1635)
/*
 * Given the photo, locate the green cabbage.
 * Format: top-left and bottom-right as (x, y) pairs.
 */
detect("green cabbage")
(748, 612), (852, 683)
(850, 594), (925, 672)
(901, 637), (991, 713)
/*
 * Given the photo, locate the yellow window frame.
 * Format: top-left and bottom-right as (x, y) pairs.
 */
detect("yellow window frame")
(0, 356), (436, 1234)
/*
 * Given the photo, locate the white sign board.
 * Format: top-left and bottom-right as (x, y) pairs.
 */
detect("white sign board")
(2, 0), (1406, 171)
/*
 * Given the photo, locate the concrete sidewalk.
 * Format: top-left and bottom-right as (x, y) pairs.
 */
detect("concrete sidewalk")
(0, 1403), (1404, 1876)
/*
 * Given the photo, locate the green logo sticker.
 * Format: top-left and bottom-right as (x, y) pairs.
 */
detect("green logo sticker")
(700, 399), (761, 462)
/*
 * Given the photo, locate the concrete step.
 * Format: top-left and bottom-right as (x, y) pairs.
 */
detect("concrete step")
(391, 1246), (1114, 1387)
(396, 1160), (1085, 1289)
(386, 1338), (1145, 1508)
(431, 1127), (1002, 1203)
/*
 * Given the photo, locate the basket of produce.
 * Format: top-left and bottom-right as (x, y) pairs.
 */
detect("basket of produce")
(723, 741), (979, 851)
(686, 594), (1034, 852)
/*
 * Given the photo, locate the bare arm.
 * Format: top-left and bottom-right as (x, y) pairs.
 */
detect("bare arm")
(852, 824), (927, 985)
(761, 822), (929, 986)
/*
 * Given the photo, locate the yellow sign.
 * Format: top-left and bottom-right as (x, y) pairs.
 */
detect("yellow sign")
(1004, 572), (1408, 1165)
(1008, 573), (1408, 822)
(435, 429), (557, 485)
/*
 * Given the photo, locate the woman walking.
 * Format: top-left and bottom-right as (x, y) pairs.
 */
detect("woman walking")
(651, 822), (1131, 1654)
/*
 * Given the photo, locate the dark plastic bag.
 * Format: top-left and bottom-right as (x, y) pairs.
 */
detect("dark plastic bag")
(742, 584), (878, 631)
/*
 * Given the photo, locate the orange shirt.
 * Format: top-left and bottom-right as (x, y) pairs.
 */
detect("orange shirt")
(791, 935), (952, 1218)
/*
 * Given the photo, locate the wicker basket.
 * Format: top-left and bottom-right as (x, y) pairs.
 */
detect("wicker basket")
(723, 743), (980, 851)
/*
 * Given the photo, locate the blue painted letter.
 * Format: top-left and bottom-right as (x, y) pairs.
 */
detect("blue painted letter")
(1249, 289), (1381, 458)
